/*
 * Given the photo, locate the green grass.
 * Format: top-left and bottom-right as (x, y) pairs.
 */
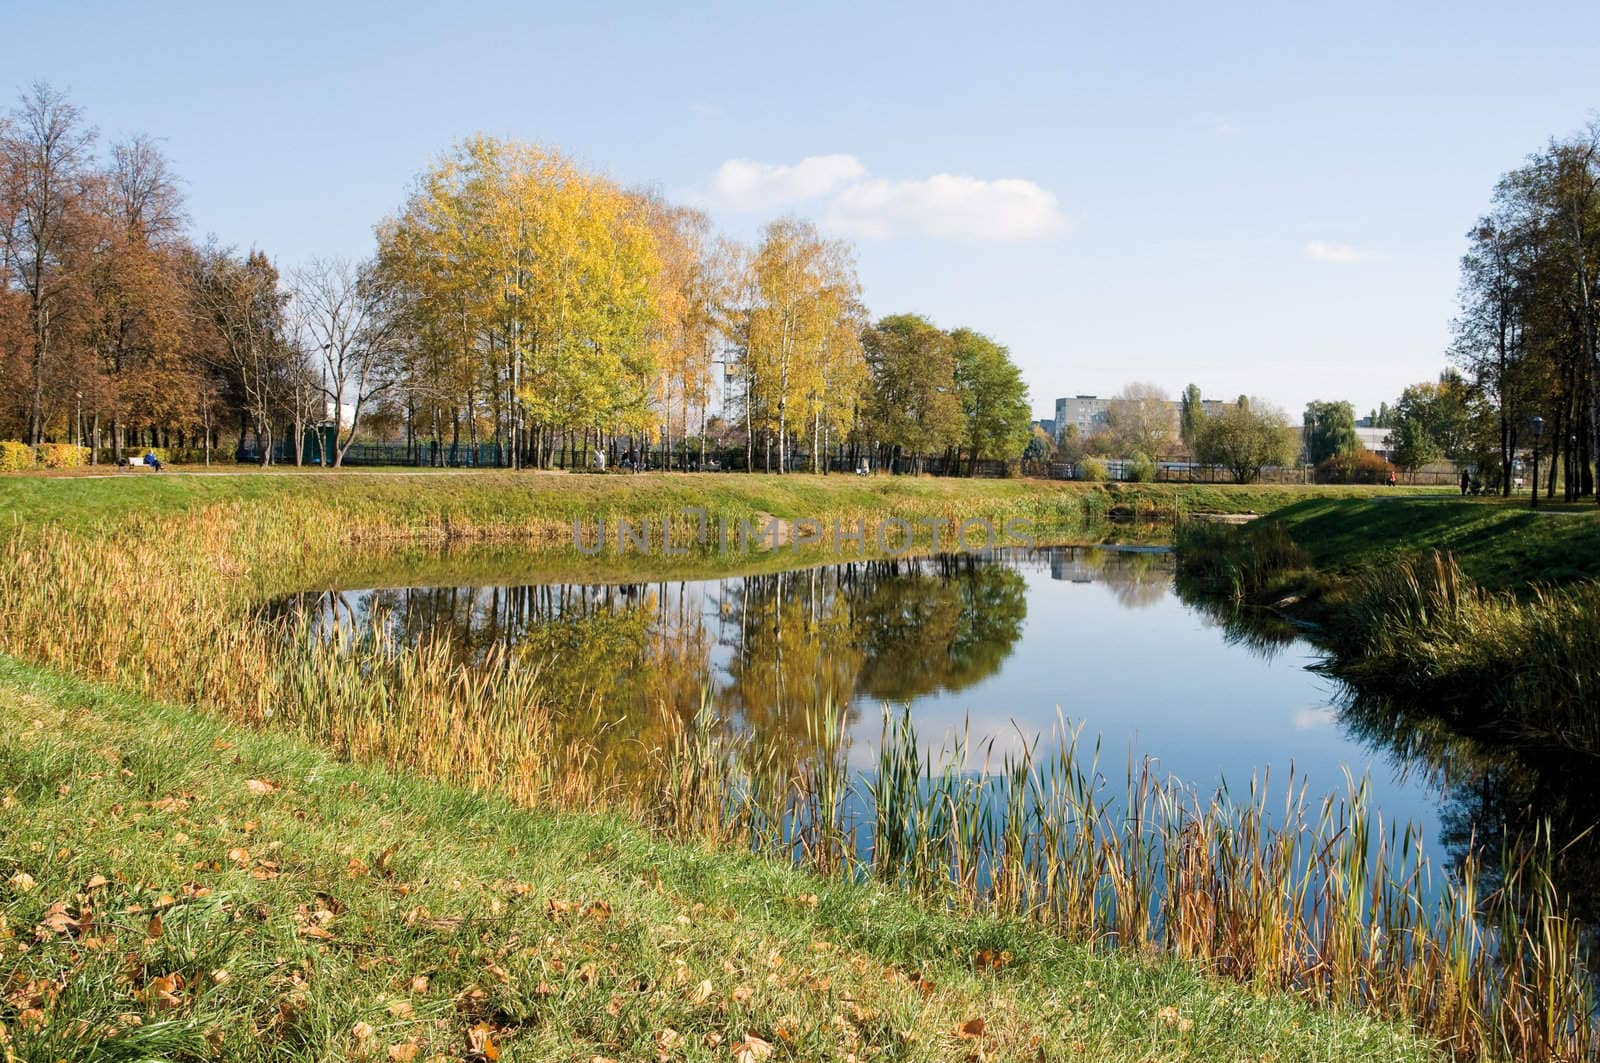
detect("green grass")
(0, 655), (1437, 1062)
(0, 468), (1445, 539)
(1249, 495), (1600, 593)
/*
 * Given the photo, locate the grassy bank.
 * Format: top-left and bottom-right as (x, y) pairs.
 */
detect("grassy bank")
(1231, 495), (1600, 593)
(6, 474), (1592, 1059)
(0, 656), (1434, 1062)
(0, 469), (1442, 541)
(1175, 497), (1600, 748)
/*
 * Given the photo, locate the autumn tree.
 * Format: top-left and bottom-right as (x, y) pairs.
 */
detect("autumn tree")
(1, 82), (96, 444)
(737, 218), (862, 472)
(378, 137), (659, 470)
(190, 245), (293, 464)
(84, 136), (193, 458)
(638, 196), (719, 468)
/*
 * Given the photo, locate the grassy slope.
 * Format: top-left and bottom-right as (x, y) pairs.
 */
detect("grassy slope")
(0, 468), (1443, 537)
(0, 657), (1434, 1062)
(1255, 495), (1600, 592)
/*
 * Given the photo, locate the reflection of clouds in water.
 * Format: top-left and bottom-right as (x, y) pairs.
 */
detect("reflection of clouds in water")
(1294, 706), (1337, 730)
(846, 710), (1045, 771)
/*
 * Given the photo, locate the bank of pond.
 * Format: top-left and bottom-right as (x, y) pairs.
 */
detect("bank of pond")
(264, 543), (1596, 1060)
(1, 506), (1595, 1059)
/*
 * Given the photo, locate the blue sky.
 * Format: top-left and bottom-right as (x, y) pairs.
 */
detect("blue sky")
(12, 0), (1600, 419)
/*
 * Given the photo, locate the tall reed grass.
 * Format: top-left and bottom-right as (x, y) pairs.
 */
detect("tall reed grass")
(1325, 553), (1600, 757)
(1, 504), (1595, 1060)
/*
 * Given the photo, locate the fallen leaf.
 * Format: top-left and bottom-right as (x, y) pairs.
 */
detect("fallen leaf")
(731, 985), (754, 1004)
(973, 948), (1011, 973)
(955, 1018), (986, 1039)
(244, 778), (280, 796)
(732, 1034), (773, 1062)
(387, 1044), (419, 1062)
(146, 914), (163, 939)
(300, 924), (334, 941)
(6, 871), (36, 893)
(655, 1027), (683, 1053)
(467, 1021), (499, 1060)
(145, 973), (184, 1010)
(37, 903), (77, 935)
(85, 874), (110, 891)
(352, 1021), (375, 1041)
(407, 975), (429, 993)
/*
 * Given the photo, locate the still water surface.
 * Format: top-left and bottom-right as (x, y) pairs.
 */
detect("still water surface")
(280, 546), (1444, 852)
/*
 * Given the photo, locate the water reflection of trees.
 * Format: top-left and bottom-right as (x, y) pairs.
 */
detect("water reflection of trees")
(717, 557), (1029, 747)
(275, 553), (1040, 751)
(1167, 584), (1600, 924)
(275, 549), (1206, 791)
(1338, 687), (1600, 926)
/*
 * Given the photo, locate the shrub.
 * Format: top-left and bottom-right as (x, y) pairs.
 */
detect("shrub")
(0, 442), (36, 471)
(35, 443), (90, 469)
(1077, 456), (1109, 482)
(1315, 450), (1392, 484)
(0, 441), (34, 470)
(1129, 452), (1158, 483)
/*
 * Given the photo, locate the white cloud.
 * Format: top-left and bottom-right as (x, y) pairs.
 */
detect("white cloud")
(825, 174), (1065, 241)
(703, 155), (1066, 242)
(710, 154), (866, 210)
(1293, 706), (1336, 729)
(1304, 240), (1370, 264)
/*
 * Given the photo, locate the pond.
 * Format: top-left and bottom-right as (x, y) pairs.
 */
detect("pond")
(276, 547), (1460, 857)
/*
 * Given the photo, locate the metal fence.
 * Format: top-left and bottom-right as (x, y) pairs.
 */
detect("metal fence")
(237, 441), (1466, 485)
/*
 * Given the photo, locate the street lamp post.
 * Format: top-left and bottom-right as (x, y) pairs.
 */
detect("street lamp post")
(1530, 416), (1545, 509)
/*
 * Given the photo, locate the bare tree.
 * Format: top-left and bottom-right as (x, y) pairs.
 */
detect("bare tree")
(1106, 381), (1178, 458)
(291, 257), (404, 467)
(190, 244), (291, 464)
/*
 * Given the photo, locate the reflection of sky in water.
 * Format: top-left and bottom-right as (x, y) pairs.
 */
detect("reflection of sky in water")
(286, 547), (1440, 854)
(861, 553), (1436, 854)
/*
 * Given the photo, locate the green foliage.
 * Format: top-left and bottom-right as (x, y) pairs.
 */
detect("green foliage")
(1179, 383), (1204, 449)
(1175, 520), (1311, 601)
(1315, 450), (1394, 484)
(950, 327), (1032, 463)
(1192, 400), (1297, 484)
(862, 314), (965, 461)
(1303, 400), (1361, 464)
(1022, 425), (1054, 462)
(1077, 456), (1109, 482)
(1129, 452), (1158, 482)
(1392, 372), (1472, 464)
(1390, 417), (1440, 473)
